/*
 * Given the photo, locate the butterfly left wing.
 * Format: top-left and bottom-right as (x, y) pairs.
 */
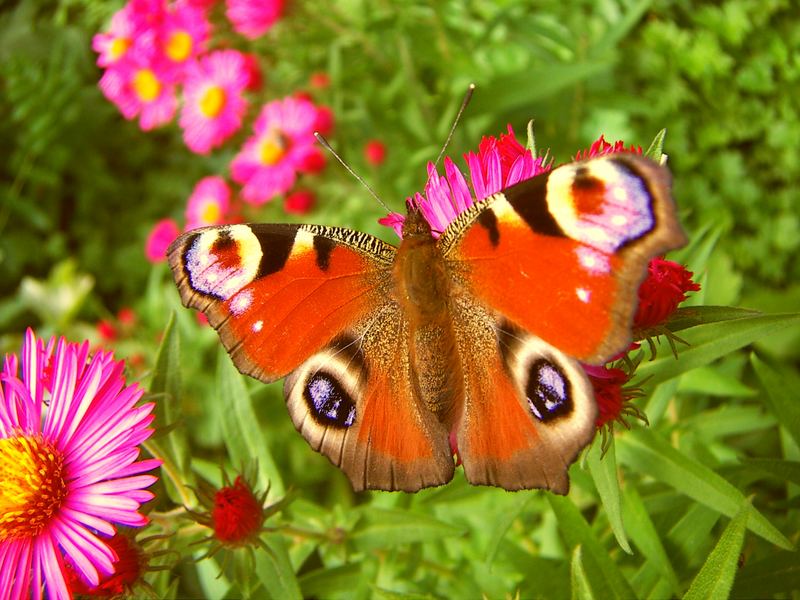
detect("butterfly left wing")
(168, 223), (454, 491)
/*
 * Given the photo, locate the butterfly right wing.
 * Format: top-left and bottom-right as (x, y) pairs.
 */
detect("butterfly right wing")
(168, 223), (454, 491)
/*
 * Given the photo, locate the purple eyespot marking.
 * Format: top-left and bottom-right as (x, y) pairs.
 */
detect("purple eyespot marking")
(526, 359), (572, 423)
(304, 372), (356, 428)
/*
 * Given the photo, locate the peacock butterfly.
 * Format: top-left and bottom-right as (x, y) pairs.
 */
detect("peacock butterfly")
(167, 149), (686, 493)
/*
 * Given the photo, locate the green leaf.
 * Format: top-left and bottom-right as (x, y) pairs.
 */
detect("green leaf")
(616, 428), (792, 549)
(484, 493), (534, 564)
(148, 313), (194, 503)
(635, 313), (800, 386)
(585, 441), (631, 553)
(752, 354), (800, 449)
(684, 501), (749, 600)
(593, 0), (654, 55)
(547, 495), (636, 599)
(731, 551), (800, 599)
(217, 349), (284, 497)
(349, 507), (464, 551)
(739, 458), (800, 486)
(666, 306), (761, 333)
(254, 535), (302, 600)
(571, 546), (596, 600)
(299, 565), (362, 599)
(622, 486), (681, 595)
(644, 128), (666, 162)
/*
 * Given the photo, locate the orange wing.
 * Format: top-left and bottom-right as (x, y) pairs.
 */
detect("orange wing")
(168, 224), (453, 491)
(440, 154), (687, 365)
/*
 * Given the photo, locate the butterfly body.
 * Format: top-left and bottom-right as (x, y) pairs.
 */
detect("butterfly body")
(169, 153), (686, 493)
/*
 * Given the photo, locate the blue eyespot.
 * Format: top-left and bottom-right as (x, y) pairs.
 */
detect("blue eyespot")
(526, 359), (572, 422)
(304, 372), (356, 428)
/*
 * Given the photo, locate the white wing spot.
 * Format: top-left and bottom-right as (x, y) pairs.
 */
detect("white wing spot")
(252, 320), (263, 332)
(230, 289), (253, 316)
(576, 287), (591, 303)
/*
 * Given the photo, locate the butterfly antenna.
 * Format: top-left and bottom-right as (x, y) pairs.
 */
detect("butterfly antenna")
(432, 83), (476, 168)
(314, 132), (393, 214)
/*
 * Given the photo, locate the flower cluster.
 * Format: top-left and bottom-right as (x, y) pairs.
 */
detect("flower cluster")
(94, 2), (336, 261)
(0, 330), (159, 600)
(381, 128), (700, 442)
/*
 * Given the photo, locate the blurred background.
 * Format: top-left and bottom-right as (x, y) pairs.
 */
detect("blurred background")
(1, 0), (798, 597)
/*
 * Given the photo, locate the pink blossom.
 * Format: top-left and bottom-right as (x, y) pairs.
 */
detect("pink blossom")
(365, 139), (387, 165)
(145, 218), (180, 262)
(185, 176), (231, 229)
(575, 134), (642, 161)
(0, 329), (159, 600)
(99, 50), (177, 130)
(284, 189), (315, 215)
(231, 96), (326, 205)
(180, 50), (250, 154)
(92, 5), (144, 67)
(159, 2), (210, 77)
(225, 0), (284, 39)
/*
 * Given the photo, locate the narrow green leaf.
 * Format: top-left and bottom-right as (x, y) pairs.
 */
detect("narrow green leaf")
(350, 507), (464, 551)
(731, 551), (800, 598)
(644, 128), (666, 162)
(547, 495), (636, 599)
(593, 0), (653, 55)
(484, 493), (534, 564)
(217, 349), (284, 496)
(299, 565), (362, 599)
(665, 306), (760, 333)
(635, 313), (800, 386)
(571, 546), (596, 600)
(752, 354), (800, 449)
(148, 313), (194, 502)
(471, 61), (611, 114)
(616, 428), (792, 549)
(586, 441), (631, 553)
(254, 535), (302, 600)
(739, 458), (800, 486)
(193, 553), (230, 600)
(622, 486), (680, 595)
(684, 501), (749, 600)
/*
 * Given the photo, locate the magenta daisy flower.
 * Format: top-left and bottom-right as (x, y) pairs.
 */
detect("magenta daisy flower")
(383, 125), (547, 238)
(185, 176), (231, 229)
(231, 96), (326, 205)
(179, 50), (250, 154)
(0, 329), (159, 600)
(225, 0), (284, 39)
(145, 218), (180, 263)
(575, 134), (642, 160)
(92, 5), (140, 67)
(99, 49), (177, 130)
(159, 2), (210, 78)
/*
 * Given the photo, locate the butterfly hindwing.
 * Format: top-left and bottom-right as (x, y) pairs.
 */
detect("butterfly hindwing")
(440, 153), (687, 364)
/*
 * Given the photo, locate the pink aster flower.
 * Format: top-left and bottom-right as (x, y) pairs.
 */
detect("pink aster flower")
(180, 50), (250, 154)
(185, 176), (231, 229)
(0, 329), (159, 600)
(231, 96), (326, 205)
(384, 125), (547, 238)
(159, 2), (210, 78)
(99, 50), (177, 130)
(92, 5), (141, 67)
(225, 0), (284, 39)
(145, 218), (180, 262)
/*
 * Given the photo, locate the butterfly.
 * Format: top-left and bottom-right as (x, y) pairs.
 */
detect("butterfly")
(168, 152), (686, 493)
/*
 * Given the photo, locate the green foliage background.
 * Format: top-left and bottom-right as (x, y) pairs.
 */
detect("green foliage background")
(1, 0), (798, 598)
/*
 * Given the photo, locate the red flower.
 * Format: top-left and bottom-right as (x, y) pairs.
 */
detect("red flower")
(575, 134), (642, 161)
(309, 71), (330, 89)
(212, 476), (265, 545)
(364, 140), (387, 166)
(314, 105), (334, 135)
(585, 366), (630, 429)
(635, 258), (701, 329)
(96, 319), (117, 342)
(284, 189), (315, 214)
(66, 533), (145, 597)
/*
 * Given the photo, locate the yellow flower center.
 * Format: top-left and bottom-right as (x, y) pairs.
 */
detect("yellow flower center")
(200, 200), (222, 223)
(199, 86), (226, 118)
(166, 30), (193, 62)
(110, 37), (131, 61)
(259, 132), (287, 166)
(133, 69), (161, 102)
(0, 434), (67, 541)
